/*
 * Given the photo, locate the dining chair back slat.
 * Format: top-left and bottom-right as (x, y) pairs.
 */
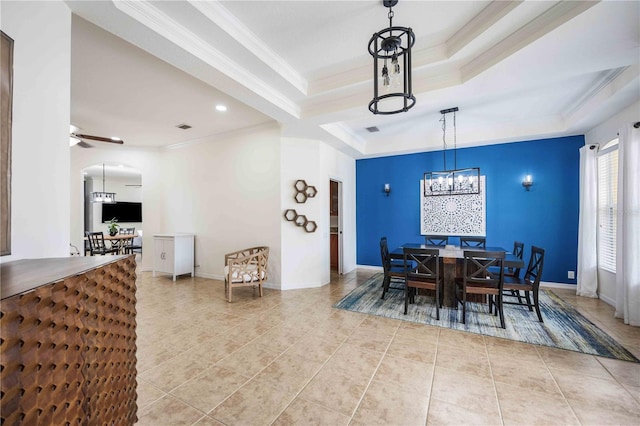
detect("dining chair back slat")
(460, 236), (486, 248)
(424, 235), (448, 246)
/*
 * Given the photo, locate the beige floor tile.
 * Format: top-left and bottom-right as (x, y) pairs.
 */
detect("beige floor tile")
(491, 362), (562, 397)
(136, 394), (204, 426)
(350, 379), (429, 426)
(597, 356), (640, 387)
(387, 334), (438, 364)
(436, 344), (492, 380)
(253, 352), (323, 394)
(430, 366), (500, 417)
(208, 378), (294, 425)
(299, 368), (370, 417)
(136, 378), (166, 409)
(569, 397), (640, 426)
(169, 366), (249, 413)
(284, 334), (343, 363)
(138, 349), (212, 392)
(485, 337), (544, 367)
(426, 398), (501, 426)
(438, 328), (486, 350)
(192, 415), (225, 425)
(250, 327), (304, 354)
(622, 383), (640, 404)
(322, 342), (383, 380)
(131, 269), (637, 425)
(374, 353), (433, 396)
(495, 381), (579, 425)
(395, 321), (440, 342)
(552, 369), (640, 416)
(214, 342), (280, 377)
(345, 326), (395, 352)
(538, 346), (614, 380)
(272, 397), (350, 426)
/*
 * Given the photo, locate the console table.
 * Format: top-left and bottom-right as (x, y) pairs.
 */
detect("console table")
(0, 255), (138, 425)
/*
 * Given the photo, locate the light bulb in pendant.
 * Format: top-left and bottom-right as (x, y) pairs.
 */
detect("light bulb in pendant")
(391, 52), (400, 75)
(382, 63), (390, 87)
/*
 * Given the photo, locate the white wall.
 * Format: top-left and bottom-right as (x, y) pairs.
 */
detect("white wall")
(160, 125), (283, 285)
(70, 147), (163, 271)
(584, 100), (640, 306)
(1, 1), (71, 262)
(280, 138), (356, 289)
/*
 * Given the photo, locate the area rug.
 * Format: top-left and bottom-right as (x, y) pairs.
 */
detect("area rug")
(334, 274), (639, 362)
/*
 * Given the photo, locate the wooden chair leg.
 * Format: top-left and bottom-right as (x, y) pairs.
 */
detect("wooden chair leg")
(404, 285), (409, 315)
(525, 291), (534, 311)
(533, 292), (543, 322)
(498, 295), (505, 329)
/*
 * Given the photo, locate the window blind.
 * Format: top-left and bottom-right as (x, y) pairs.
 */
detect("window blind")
(597, 146), (618, 272)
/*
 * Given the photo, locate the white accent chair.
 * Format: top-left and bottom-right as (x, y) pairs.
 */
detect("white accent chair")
(224, 246), (269, 302)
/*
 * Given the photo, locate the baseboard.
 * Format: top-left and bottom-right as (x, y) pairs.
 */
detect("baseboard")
(195, 272), (222, 280)
(540, 281), (577, 290)
(599, 293), (616, 307)
(357, 264), (383, 272)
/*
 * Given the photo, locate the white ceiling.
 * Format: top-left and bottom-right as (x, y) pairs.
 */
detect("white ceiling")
(67, 0), (640, 158)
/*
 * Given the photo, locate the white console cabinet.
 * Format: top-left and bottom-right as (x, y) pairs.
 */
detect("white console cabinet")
(153, 233), (195, 281)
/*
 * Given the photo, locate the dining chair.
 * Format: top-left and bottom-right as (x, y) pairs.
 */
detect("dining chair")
(403, 247), (442, 319)
(118, 227), (140, 255)
(460, 236), (486, 248)
(506, 241), (525, 278)
(85, 231), (119, 256)
(380, 237), (404, 299)
(424, 235), (448, 246)
(455, 250), (506, 328)
(503, 246), (545, 322)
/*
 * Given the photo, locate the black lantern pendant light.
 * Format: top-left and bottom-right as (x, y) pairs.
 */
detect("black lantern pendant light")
(368, 0), (415, 115)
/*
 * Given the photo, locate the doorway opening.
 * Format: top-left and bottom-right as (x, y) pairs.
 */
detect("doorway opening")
(329, 179), (342, 274)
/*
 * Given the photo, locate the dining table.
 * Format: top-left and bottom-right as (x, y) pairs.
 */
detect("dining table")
(85, 234), (136, 255)
(390, 243), (525, 307)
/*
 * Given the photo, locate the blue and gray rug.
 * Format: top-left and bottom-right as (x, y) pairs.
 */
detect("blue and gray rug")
(334, 273), (638, 362)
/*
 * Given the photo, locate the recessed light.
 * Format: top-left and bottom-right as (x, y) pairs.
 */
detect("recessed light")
(215, 105), (227, 112)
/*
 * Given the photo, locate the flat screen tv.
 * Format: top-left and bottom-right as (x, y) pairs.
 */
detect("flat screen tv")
(101, 202), (142, 223)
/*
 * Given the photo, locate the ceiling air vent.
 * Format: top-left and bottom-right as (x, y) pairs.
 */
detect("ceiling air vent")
(366, 126), (380, 133)
(176, 124), (192, 130)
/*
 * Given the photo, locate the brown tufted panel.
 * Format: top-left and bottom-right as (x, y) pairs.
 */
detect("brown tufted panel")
(0, 256), (137, 425)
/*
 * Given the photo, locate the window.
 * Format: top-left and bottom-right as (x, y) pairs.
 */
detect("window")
(597, 139), (618, 272)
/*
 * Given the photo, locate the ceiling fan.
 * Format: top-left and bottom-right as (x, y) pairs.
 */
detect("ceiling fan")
(70, 129), (124, 148)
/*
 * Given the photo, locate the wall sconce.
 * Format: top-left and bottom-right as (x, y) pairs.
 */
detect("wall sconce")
(522, 175), (533, 191)
(384, 183), (391, 196)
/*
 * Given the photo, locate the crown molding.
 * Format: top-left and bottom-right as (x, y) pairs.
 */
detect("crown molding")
(320, 122), (367, 155)
(461, 1), (599, 82)
(164, 122), (280, 151)
(565, 65), (638, 127)
(188, 0), (308, 96)
(113, 0), (300, 119)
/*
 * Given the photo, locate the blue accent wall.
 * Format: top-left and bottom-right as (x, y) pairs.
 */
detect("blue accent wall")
(356, 135), (584, 284)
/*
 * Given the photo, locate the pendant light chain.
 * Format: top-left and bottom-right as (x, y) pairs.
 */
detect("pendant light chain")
(453, 110), (457, 170)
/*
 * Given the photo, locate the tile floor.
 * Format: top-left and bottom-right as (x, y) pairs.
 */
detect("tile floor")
(134, 269), (640, 426)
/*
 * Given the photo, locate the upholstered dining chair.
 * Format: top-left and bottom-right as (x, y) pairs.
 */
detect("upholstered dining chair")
(460, 236), (486, 248)
(503, 246), (545, 322)
(85, 231), (119, 256)
(424, 235), (448, 246)
(403, 247), (442, 319)
(456, 250), (506, 328)
(380, 237), (404, 299)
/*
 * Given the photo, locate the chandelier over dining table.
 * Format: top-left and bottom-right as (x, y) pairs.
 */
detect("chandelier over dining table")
(424, 107), (481, 196)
